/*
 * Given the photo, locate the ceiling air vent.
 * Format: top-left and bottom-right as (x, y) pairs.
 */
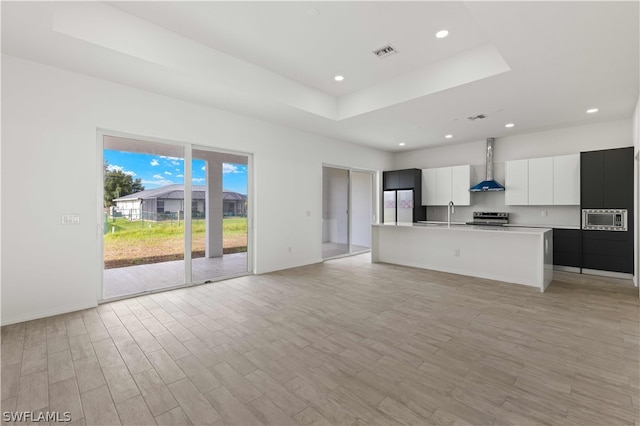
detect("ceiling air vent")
(373, 44), (398, 59)
(467, 114), (487, 121)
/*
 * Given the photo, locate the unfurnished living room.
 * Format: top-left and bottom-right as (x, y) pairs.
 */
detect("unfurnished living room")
(1, 2), (639, 426)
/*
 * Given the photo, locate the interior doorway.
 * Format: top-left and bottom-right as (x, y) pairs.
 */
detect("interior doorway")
(322, 166), (374, 259)
(100, 133), (251, 301)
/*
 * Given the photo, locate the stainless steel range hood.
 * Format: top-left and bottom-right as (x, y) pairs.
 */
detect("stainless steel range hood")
(469, 137), (505, 192)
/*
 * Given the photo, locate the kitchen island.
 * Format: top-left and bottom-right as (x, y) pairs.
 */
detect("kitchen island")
(372, 223), (553, 292)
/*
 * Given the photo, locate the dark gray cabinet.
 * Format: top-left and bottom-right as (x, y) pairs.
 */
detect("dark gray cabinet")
(580, 147), (634, 273)
(553, 228), (581, 268)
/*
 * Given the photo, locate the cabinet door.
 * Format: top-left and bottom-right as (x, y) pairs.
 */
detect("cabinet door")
(505, 159), (529, 205)
(553, 154), (580, 205)
(383, 171), (400, 190)
(451, 165), (471, 205)
(603, 147), (633, 209)
(528, 157), (554, 205)
(421, 168), (437, 206)
(580, 151), (604, 208)
(435, 167), (452, 205)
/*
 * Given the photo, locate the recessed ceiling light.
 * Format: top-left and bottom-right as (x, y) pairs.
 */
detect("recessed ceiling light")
(505, 123), (515, 128)
(436, 30), (449, 39)
(445, 134), (453, 139)
(586, 108), (599, 114)
(334, 75), (344, 82)
(398, 142), (406, 147)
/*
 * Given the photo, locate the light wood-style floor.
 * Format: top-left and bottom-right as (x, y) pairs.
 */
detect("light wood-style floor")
(1, 254), (638, 425)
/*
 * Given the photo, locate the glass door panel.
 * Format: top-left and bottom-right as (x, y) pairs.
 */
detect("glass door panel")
(322, 166), (350, 259)
(191, 148), (249, 282)
(102, 136), (185, 299)
(350, 171), (373, 252)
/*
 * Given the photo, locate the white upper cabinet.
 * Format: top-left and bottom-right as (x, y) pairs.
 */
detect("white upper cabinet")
(422, 168), (438, 206)
(451, 165), (471, 205)
(421, 165), (471, 206)
(553, 154), (580, 205)
(505, 159), (529, 205)
(528, 157), (554, 205)
(435, 167), (452, 205)
(505, 154), (580, 206)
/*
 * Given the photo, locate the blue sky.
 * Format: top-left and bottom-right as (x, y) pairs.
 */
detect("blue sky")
(104, 150), (248, 194)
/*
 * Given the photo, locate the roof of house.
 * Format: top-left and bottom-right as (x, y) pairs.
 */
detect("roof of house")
(113, 184), (246, 202)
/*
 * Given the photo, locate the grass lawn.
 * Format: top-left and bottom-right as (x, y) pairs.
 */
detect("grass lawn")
(104, 217), (247, 268)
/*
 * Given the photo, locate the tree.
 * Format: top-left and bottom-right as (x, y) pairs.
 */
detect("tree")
(104, 162), (145, 207)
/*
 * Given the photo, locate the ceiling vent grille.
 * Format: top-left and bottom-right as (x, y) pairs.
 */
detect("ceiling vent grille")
(467, 114), (487, 121)
(373, 44), (398, 59)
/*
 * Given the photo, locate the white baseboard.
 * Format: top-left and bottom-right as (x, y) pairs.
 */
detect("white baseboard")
(1, 302), (98, 326)
(581, 268), (634, 280)
(553, 265), (581, 273)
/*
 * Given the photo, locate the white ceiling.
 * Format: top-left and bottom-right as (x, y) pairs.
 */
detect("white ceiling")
(2, 1), (638, 152)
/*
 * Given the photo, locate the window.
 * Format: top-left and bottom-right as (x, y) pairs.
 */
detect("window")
(157, 200), (165, 213)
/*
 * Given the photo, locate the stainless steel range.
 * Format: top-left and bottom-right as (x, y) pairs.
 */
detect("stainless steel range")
(466, 212), (509, 226)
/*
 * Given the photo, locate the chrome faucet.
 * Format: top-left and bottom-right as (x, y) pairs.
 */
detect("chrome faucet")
(447, 201), (455, 227)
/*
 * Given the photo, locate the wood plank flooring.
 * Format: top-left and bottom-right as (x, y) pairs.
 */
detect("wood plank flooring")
(2, 254), (638, 425)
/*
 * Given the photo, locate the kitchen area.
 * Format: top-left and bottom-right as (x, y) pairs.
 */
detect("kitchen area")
(374, 135), (636, 292)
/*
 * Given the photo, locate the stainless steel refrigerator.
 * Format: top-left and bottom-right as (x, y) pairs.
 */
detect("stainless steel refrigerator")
(383, 190), (415, 224)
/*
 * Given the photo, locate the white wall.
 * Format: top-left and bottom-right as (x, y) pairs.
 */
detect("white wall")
(395, 119), (634, 227)
(0, 55), (394, 325)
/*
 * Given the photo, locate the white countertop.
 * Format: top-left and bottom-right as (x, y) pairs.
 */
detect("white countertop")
(415, 220), (579, 230)
(375, 222), (552, 235)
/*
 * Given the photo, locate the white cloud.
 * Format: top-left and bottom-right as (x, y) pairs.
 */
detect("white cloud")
(141, 178), (174, 186)
(106, 164), (136, 176)
(152, 174), (163, 179)
(176, 174), (184, 178)
(192, 178), (205, 183)
(150, 159), (159, 166)
(201, 166), (206, 171)
(223, 163), (245, 174)
(164, 171), (172, 175)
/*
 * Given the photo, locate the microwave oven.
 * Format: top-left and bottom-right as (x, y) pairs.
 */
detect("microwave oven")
(582, 209), (627, 231)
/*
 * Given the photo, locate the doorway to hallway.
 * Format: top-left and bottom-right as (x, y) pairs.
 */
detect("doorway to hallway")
(322, 166), (374, 260)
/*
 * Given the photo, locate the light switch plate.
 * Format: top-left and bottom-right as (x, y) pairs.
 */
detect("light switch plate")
(61, 214), (80, 224)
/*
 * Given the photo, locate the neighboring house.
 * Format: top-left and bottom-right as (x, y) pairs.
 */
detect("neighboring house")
(112, 184), (246, 220)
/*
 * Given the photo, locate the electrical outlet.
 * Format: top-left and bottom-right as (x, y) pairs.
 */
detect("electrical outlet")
(541, 210), (548, 217)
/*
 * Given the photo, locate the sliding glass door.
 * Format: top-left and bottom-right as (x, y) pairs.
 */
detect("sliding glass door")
(101, 134), (251, 300)
(322, 166), (374, 259)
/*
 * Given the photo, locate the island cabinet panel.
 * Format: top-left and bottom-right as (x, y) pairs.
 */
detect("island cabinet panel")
(553, 154), (580, 205)
(553, 228), (581, 268)
(505, 159), (529, 205)
(528, 157), (554, 205)
(421, 165), (471, 206)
